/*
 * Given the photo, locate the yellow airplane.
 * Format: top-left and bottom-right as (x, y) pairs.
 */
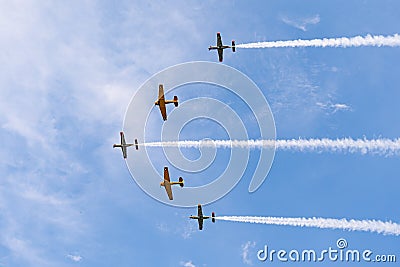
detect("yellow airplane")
(154, 84), (178, 121)
(160, 167), (184, 200)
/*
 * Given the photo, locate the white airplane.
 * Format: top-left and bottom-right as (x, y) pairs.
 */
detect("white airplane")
(160, 167), (184, 200)
(155, 84), (178, 121)
(113, 132), (138, 159)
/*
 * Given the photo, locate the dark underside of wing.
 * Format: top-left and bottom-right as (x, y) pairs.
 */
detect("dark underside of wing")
(159, 104), (167, 120)
(199, 218), (203, 230)
(218, 49), (223, 62)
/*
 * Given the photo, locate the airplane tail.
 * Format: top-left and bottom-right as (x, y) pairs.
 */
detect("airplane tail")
(173, 96), (179, 107)
(232, 40), (236, 52)
(212, 212), (215, 223)
(179, 177), (184, 187)
(135, 139), (139, 150)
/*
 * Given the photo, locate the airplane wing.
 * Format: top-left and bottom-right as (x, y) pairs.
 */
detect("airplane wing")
(159, 105), (167, 121)
(218, 49), (223, 62)
(163, 167), (171, 182)
(164, 180), (173, 200)
(163, 167), (173, 200)
(158, 84), (167, 120)
(120, 132), (126, 146)
(120, 132), (127, 158)
(158, 84), (165, 100)
(197, 204), (203, 217)
(217, 32), (222, 47)
(217, 33), (223, 62)
(122, 147), (127, 159)
(198, 218), (203, 230)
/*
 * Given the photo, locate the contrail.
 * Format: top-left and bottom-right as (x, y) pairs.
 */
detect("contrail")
(236, 34), (400, 49)
(215, 216), (400, 236)
(141, 138), (400, 156)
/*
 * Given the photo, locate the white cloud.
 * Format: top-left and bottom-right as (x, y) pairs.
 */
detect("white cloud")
(1, 236), (49, 266)
(180, 260), (196, 267)
(281, 14), (320, 31)
(267, 55), (321, 115)
(156, 222), (169, 233)
(331, 103), (351, 113)
(241, 241), (256, 265)
(0, 1), (235, 266)
(181, 218), (197, 239)
(0, 1), (206, 265)
(316, 102), (352, 114)
(67, 254), (82, 262)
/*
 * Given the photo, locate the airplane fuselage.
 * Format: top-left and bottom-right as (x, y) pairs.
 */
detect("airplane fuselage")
(208, 45), (230, 50)
(113, 144), (133, 148)
(155, 100), (175, 105)
(160, 178), (184, 188)
(190, 215), (210, 220)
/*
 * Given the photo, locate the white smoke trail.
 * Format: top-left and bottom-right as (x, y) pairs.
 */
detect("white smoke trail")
(215, 216), (400, 236)
(236, 34), (400, 49)
(142, 138), (400, 156)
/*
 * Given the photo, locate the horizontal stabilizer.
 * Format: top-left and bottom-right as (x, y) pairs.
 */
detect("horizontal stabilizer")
(212, 212), (215, 223)
(135, 139), (139, 150)
(232, 40), (236, 52)
(174, 96), (179, 107)
(179, 177), (184, 187)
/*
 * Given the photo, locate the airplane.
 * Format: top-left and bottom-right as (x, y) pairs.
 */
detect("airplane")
(113, 132), (139, 159)
(208, 32), (235, 62)
(154, 84), (178, 121)
(189, 204), (215, 230)
(160, 167), (184, 200)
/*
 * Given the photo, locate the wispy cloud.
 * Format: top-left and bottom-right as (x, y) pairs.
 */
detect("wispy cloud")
(181, 221), (197, 239)
(180, 260), (196, 267)
(67, 254), (82, 262)
(281, 14), (320, 31)
(156, 222), (170, 233)
(317, 102), (352, 113)
(242, 241), (256, 265)
(1, 236), (49, 266)
(0, 1), (207, 265)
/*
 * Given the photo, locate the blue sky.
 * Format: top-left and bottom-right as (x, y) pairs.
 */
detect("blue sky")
(1, 0), (400, 266)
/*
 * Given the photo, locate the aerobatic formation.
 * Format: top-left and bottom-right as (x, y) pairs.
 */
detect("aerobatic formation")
(113, 33), (400, 234)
